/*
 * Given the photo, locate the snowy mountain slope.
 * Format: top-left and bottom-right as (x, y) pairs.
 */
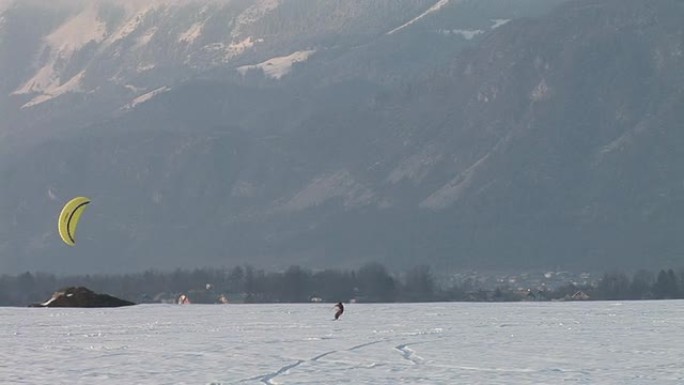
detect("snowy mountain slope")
(3, 0), (682, 275)
(3, 1), (434, 109)
(1, 0), (567, 115)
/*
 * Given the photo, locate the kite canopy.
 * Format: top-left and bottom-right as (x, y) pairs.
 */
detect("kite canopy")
(58, 196), (91, 246)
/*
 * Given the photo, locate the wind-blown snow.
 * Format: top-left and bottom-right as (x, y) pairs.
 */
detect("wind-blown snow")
(237, 49), (315, 79)
(3, 301), (684, 384)
(387, 0), (451, 35)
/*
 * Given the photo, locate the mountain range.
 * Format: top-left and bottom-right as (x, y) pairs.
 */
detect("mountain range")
(1, 0), (683, 274)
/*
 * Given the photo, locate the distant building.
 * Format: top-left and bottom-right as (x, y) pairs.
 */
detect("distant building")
(177, 294), (191, 304)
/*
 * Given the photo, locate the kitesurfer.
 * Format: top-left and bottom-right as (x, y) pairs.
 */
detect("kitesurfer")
(334, 301), (344, 320)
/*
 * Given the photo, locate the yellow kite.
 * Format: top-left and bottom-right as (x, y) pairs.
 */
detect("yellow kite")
(58, 196), (91, 246)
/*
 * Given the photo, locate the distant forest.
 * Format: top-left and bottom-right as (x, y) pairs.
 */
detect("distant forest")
(1, 263), (683, 307)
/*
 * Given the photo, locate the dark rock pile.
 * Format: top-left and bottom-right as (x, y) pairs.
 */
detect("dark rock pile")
(30, 286), (135, 308)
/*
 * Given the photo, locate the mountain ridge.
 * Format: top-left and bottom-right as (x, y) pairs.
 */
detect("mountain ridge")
(1, 0), (683, 274)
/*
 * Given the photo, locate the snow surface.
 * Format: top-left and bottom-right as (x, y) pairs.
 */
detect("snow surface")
(421, 152), (490, 209)
(179, 22), (204, 44)
(134, 27), (158, 50)
(123, 86), (171, 110)
(438, 29), (483, 40)
(20, 70), (86, 109)
(13, 4), (106, 106)
(223, 37), (263, 62)
(104, 4), (155, 45)
(3, 301), (684, 384)
(10, 0), (251, 108)
(491, 18), (511, 29)
(387, 146), (442, 184)
(233, 0), (281, 38)
(387, 0), (451, 35)
(237, 50), (315, 80)
(284, 170), (374, 211)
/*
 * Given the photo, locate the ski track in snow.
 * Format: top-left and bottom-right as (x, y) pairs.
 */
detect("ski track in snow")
(395, 342), (425, 365)
(348, 340), (386, 351)
(5, 302), (684, 384)
(242, 334), (439, 384)
(258, 360), (304, 385)
(311, 350), (336, 361)
(244, 337), (395, 383)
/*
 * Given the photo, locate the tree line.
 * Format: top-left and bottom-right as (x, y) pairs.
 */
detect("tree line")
(0, 264), (682, 306)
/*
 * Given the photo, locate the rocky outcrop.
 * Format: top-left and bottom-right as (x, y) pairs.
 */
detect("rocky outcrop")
(30, 286), (135, 308)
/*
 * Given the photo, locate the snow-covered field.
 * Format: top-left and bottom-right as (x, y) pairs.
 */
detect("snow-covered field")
(3, 301), (684, 384)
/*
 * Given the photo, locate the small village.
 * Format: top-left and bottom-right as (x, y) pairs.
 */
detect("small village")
(4, 266), (682, 307)
(135, 269), (601, 305)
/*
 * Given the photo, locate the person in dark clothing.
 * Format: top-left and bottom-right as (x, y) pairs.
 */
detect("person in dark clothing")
(334, 302), (344, 320)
